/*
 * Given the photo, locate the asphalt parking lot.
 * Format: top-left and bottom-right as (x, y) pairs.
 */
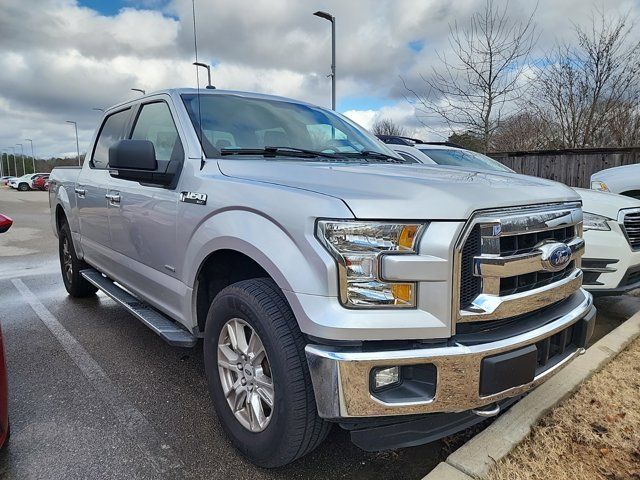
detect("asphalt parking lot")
(0, 187), (638, 480)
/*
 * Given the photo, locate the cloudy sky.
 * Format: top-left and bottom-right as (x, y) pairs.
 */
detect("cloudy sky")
(0, 0), (638, 159)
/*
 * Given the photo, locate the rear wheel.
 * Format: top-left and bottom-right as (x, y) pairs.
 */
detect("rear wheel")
(203, 278), (330, 467)
(59, 222), (97, 297)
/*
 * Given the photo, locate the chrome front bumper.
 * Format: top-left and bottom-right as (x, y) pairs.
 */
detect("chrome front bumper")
(306, 289), (594, 419)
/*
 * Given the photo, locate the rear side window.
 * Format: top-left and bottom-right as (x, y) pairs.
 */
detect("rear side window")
(130, 102), (183, 162)
(92, 108), (131, 169)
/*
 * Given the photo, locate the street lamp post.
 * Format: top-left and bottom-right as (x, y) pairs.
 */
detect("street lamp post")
(131, 88), (146, 95)
(25, 139), (36, 173)
(313, 11), (336, 110)
(193, 62), (215, 89)
(5, 147), (16, 176)
(66, 121), (81, 166)
(16, 144), (25, 175)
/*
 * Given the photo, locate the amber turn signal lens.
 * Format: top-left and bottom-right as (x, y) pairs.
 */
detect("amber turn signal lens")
(391, 283), (413, 304)
(399, 225), (420, 250)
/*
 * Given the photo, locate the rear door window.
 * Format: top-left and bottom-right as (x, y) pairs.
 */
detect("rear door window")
(91, 108), (132, 169)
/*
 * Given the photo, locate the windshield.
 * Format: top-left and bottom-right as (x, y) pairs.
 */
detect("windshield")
(418, 148), (513, 173)
(181, 93), (399, 160)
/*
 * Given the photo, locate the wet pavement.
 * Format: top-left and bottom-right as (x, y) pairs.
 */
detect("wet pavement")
(0, 187), (637, 479)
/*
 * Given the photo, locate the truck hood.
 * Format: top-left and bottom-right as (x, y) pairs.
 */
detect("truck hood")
(218, 160), (580, 220)
(574, 187), (640, 218)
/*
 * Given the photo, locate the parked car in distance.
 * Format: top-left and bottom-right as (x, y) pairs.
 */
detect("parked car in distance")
(0, 213), (12, 448)
(2, 177), (16, 186)
(50, 89), (594, 467)
(591, 164), (640, 200)
(9, 173), (49, 191)
(31, 174), (50, 191)
(379, 135), (640, 296)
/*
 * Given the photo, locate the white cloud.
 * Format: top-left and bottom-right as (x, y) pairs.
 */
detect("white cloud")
(1, 0), (639, 157)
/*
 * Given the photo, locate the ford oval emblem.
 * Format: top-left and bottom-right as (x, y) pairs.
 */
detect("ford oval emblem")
(538, 242), (572, 272)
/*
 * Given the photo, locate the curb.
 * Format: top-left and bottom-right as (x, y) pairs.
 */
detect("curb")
(423, 310), (640, 480)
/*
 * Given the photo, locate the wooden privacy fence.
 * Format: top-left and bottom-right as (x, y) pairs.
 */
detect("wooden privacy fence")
(490, 147), (640, 188)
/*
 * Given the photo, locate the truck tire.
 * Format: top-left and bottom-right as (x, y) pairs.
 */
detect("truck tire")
(18, 183), (29, 191)
(59, 222), (98, 297)
(203, 278), (330, 467)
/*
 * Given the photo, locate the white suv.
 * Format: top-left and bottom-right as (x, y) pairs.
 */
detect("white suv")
(380, 137), (640, 296)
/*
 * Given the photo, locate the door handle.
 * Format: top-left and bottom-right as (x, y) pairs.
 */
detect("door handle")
(105, 193), (121, 205)
(75, 187), (86, 198)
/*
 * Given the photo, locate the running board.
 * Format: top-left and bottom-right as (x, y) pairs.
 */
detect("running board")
(80, 269), (197, 348)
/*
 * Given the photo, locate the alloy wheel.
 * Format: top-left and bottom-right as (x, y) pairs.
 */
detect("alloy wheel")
(62, 237), (73, 284)
(217, 318), (274, 432)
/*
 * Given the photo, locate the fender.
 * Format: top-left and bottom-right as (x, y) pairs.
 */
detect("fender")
(183, 209), (340, 298)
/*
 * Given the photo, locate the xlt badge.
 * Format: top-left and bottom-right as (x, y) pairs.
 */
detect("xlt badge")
(180, 192), (207, 205)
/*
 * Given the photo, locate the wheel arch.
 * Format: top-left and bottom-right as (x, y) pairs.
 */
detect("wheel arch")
(185, 210), (338, 334)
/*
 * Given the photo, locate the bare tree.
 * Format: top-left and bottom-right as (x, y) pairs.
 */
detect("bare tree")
(528, 9), (640, 148)
(492, 111), (555, 151)
(404, 0), (537, 152)
(371, 118), (407, 136)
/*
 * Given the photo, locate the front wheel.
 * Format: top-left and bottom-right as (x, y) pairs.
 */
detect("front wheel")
(203, 278), (330, 468)
(59, 222), (97, 297)
(17, 183), (29, 191)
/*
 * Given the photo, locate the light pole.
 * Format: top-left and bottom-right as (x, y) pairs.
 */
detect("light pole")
(66, 121), (81, 166)
(5, 147), (16, 176)
(0, 151), (4, 177)
(16, 144), (25, 175)
(193, 62), (215, 89)
(25, 138), (36, 173)
(131, 88), (145, 95)
(313, 10), (336, 110)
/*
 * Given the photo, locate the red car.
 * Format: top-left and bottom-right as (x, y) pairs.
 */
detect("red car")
(0, 214), (11, 448)
(31, 175), (49, 191)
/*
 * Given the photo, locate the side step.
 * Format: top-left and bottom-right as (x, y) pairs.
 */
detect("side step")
(80, 269), (197, 348)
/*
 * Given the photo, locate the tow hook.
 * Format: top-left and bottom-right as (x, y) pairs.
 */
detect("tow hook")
(472, 403), (501, 417)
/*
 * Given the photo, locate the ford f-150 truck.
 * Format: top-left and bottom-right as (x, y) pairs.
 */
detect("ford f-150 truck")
(49, 88), (595, 467)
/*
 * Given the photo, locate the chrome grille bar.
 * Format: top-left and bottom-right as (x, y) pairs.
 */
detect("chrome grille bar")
(454, 203), (584, 324)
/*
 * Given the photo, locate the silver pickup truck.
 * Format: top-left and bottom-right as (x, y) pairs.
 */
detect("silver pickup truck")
(49, 88), (596, 467)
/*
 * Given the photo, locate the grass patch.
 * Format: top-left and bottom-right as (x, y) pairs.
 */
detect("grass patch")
(487, 337), (640, 480)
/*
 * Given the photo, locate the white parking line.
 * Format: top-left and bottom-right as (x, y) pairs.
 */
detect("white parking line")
(11, 278), (186, 476)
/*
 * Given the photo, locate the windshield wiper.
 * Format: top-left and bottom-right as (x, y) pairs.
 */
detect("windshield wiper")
(342, 150), (407, 163)
(220, 146), (339, 159)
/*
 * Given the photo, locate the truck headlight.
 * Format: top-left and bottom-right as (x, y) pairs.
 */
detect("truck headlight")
(317, 221), (425, 308)
(591, 180), (609, 192)
(583, 212), (611, 231)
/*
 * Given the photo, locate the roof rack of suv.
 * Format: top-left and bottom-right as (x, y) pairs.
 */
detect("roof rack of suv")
(376, 135), (464, 149)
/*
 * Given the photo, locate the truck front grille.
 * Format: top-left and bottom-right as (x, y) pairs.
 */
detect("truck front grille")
(621, 209), (640, 250)
(500, 260), (575, 296)
(460, 226), (482, 309)
(455, 203), (585, 324)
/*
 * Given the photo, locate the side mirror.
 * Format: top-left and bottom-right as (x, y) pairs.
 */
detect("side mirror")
(109, 139), (157, 170)
(0, 214), (13, 234)
(109, 140), (176, 187)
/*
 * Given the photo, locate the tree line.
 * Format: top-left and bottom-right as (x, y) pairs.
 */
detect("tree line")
(1, 153), (84, 176)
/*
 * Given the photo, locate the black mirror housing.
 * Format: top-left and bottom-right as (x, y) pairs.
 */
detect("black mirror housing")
(108, 140), (174, 186)
(109, 139), (157, 171)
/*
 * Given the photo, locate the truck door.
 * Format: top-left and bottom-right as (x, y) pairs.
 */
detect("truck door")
(76, 107), (131, 268)
(106, 99), (185, 319)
